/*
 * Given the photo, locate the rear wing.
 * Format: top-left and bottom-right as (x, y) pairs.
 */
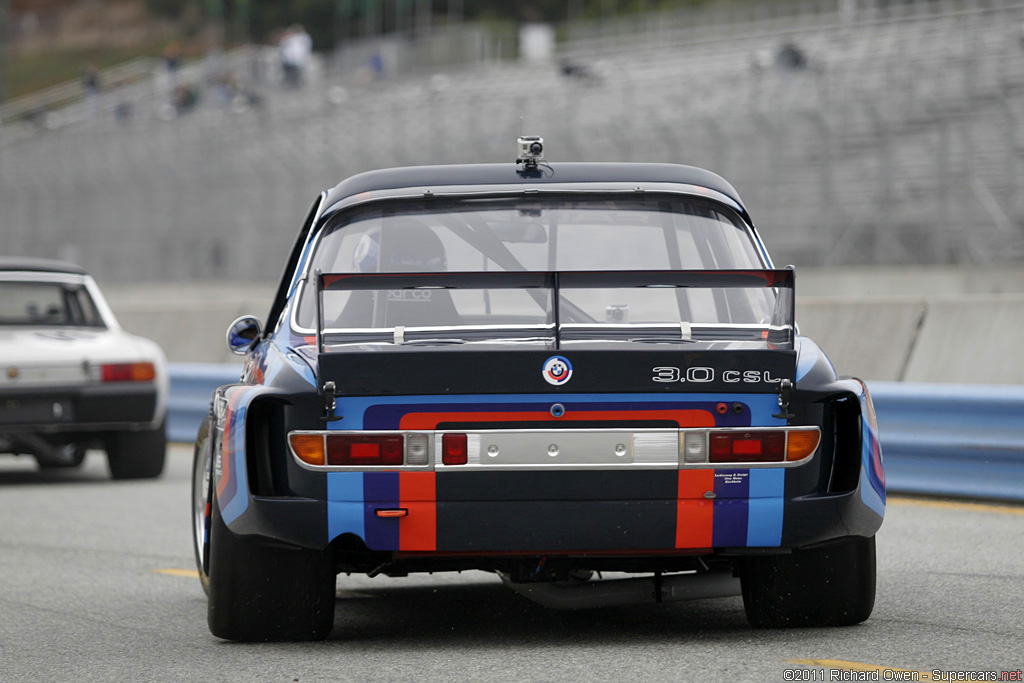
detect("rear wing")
(314, 268), (795, 353)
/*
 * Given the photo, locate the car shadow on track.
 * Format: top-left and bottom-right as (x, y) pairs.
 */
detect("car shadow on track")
(0, 451), (113, 486)
(324, 578), (756, 645)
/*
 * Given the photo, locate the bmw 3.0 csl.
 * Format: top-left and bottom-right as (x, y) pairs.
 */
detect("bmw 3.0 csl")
(192, 140), (885, 641)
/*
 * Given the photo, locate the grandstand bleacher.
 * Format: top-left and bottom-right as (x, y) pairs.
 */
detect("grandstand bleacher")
(2, 0), (1024, 281)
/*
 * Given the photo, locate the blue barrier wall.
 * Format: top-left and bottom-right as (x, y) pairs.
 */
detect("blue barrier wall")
(167, 363), (240, 446)
(869, 381), (1024, 501)
(167, 364), (1024, 502)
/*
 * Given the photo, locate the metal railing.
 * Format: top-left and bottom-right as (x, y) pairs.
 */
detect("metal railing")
(0, 57), (157, 126)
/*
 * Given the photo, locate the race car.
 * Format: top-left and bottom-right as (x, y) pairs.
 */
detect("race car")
(0, 257), (168, 478)
(192, 139), (884, 641)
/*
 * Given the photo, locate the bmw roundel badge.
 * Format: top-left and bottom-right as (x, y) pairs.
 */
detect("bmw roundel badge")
(542, 356), (573, 386)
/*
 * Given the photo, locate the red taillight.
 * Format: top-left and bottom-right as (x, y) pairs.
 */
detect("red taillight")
(441, 433), (468, 465)
(709, 431), (785, 463)
(101, 362), (156, 382)
(326, 434), (404, 466)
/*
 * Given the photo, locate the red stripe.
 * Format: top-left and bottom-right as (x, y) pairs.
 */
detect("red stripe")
(321, 274), (348, 288)
(398, 409), (715, 430)
(399, 472), (436, 551)
(676, 469), (715, 549)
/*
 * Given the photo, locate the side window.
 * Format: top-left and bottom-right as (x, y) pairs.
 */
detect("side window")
(267, 195), (324, 337)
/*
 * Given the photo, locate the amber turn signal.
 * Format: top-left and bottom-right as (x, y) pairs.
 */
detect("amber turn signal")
(289, 434), (326, 466)
(786, 429), (821, 461)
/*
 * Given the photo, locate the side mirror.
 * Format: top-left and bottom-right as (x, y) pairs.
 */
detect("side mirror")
(226, 315), (262, 355)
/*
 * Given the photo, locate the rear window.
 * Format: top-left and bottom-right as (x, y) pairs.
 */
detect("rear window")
(0, 281), (105, 327)
(295, 196), (776, 339)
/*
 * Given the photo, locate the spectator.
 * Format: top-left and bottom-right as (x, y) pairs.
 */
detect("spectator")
(775, 42), (807, 72)
(156, 41), (183, 106)
(280, 24), (313, 88)
(162, 41), (182, 75)
(81, 63), (100, 117)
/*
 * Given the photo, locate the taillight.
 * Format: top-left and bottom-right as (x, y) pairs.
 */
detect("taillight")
(785, 429), (821, 461)
(441, 433), (468, 465)
(100, 362), (156, 382)
(709, 431), (785, 463)
(288, 431), (436, 468)
(326, 434), (403, 466)
(684, 428), (820, 466)
(289, 434), (326, 466)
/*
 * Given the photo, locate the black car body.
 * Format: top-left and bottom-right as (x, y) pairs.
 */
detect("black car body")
(192, 159), (885, 641)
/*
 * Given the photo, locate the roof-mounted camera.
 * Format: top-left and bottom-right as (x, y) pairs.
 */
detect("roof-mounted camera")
(516, 136), (544, 171)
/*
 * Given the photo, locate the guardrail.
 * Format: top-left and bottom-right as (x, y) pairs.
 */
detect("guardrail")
(868, 381), (1024, 501)
(167, 364), (1024, 502)
(167, 363), (239, 445)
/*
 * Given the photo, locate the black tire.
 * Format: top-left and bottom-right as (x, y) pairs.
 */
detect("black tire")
(107, 419), (167, 480)
(191, 417), (213, 595)
(206, 491), (336, 641)
(740, 536), (876, 628)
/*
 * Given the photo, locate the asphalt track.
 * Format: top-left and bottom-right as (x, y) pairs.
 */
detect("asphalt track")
(1, 444), (1021, 683)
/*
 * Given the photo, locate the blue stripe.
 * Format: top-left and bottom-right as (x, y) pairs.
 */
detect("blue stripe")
(746, 468), (785, 546)
(220, 401), (249, 525)
(363, 472), (400, 550)
(712, 500), (749, 546)
(712, 470), (749, 546)
(327, 472), (365, 541)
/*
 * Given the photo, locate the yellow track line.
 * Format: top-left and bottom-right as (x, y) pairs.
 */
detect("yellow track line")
(151, 568), (200, 578)
(888, 496), (1024, 516)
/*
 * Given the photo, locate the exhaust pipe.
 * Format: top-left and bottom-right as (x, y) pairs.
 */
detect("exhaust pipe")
(499, 570), (741, 610)
(11, 434), (84, 467)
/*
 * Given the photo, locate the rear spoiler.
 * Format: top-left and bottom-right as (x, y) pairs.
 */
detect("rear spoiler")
(314, 268), (795, 353)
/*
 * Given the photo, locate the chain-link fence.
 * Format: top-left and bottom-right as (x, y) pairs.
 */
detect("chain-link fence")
(3, 0), (1024, 282)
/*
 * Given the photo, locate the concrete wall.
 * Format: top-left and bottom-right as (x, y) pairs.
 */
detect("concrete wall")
(102, 268), (1024, 384)
(797, 297), (926, 381)
(796, 294), (1024, 384)
(105, 282), (275, 365)
(902, 295), (1024, 384)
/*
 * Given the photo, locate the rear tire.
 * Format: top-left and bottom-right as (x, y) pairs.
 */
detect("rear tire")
(206, 491), (335, 641)
(191, 417), (213, 595)
(740, 536), (876, 628)
(107, 420), (167, 480)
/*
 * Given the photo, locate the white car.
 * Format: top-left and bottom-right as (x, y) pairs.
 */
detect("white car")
(0, 257), (168, 478)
